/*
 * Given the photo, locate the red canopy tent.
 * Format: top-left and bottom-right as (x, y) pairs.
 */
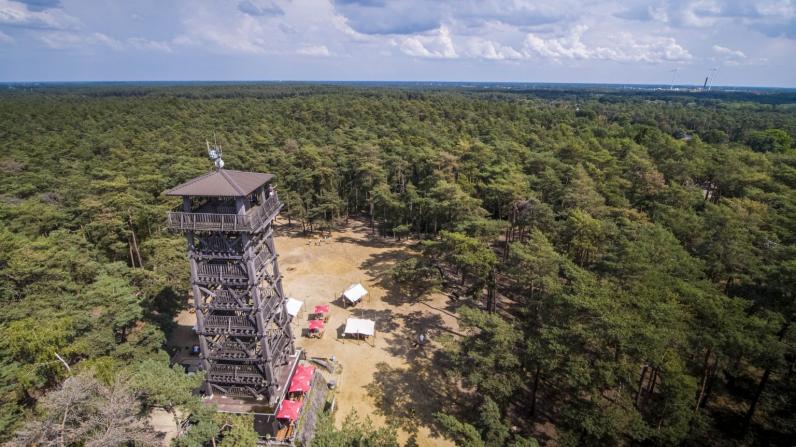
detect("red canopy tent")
(308, 319), (325, 331)
(289, 364), (315, 393)
(313, 304), (330, 314)
(296, 364), (315, 379)
(276, 399), (303, 422)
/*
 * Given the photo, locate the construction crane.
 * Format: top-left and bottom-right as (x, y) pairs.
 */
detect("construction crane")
(703, 68), (718, 91)
(669, 68), (679, 90)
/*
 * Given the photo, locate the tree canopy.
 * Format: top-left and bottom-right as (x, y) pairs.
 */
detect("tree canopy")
(1, 83), (794, 446)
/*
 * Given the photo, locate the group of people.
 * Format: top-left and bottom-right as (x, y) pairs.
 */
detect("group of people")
(307, 235), (332, 246)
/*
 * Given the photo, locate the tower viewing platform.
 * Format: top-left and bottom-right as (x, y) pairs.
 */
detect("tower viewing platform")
(165, 169), (282, 232)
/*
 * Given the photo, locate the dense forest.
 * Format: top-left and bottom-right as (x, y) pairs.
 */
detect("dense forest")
(0, 83), (794, 446)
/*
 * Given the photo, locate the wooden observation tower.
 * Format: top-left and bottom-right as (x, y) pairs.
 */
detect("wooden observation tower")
(165, 147), (298, 409)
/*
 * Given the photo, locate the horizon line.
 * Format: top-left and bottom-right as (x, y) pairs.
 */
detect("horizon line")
(2, 79), (795, 90)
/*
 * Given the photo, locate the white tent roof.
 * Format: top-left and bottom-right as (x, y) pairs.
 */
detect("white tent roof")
(285, 298), (304, 317)
(344, 318), (375, 336)
(343, 283), (368, 302)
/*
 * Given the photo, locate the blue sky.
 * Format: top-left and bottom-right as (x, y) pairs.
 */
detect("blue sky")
(0, 0), (794, 86)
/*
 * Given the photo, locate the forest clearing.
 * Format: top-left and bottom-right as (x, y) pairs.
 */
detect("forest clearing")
(169, 218), (459, 447)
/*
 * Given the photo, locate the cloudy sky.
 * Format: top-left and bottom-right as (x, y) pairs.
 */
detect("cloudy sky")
(0, 0), (794, 86)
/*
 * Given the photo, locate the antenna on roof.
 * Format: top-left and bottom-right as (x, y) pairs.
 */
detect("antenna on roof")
(207, 133), (224, 170)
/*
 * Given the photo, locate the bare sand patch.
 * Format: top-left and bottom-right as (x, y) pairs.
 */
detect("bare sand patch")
(281, 219), (457, 447)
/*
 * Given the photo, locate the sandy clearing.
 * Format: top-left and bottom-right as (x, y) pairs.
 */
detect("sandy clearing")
(281, 219), (457, 447)
(166, 218), (458, 447)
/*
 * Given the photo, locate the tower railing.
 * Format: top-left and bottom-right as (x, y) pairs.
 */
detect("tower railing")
(195, 262), (249, 285)
(167, 192), (282, 232)
(203, 289), (252, 310)
(203, 315), (258, 336)
(207, 364), (269, 385)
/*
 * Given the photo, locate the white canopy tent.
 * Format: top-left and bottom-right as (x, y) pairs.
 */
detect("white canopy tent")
(285, 298), (304, 318)
(344, 318), (376, 341)
(342, 283), (368, 305)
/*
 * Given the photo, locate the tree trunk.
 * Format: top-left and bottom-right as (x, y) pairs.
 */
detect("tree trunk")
(635, 365), (648, 408)
(701, 365), (718, 409)
(128, 214), (143, 268)
(486, 269), (497, 313)
(695, 347), (713, 412)
(128, 238), (136, 267)
(503, 221), (512, 263)
(743, 367), (771, 433)
(647, 368), (658, 395)
(132, 232), (143, 268)
(530, 280), (535, 303)
(743, 318), (791, 433)
(369, 198), (375, 235)
(530, 366), (541, 416)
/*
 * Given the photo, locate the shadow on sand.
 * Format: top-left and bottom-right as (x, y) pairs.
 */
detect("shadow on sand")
(358, 247), (468, 322)
(364, 302), (471, 442)
(365, 350), (469, 441)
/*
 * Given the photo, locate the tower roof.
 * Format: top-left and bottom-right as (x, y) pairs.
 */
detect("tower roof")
(165, 169), (274, 197)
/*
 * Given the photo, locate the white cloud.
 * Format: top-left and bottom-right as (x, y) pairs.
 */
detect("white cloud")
(176, 0), (346, 55)
(35, 30), (173, 52)
(711, 44), (770, 67)
(712, 44), (745, 59)
(397, 25), (457, 59)
(676, 0), (722, 28)
(127, 37), (173, 52)
(37, 31), (122, 50)
(331, 12), (375, 42)
(464, 38), (523, 60)
(523, 25), (692, 63)
(617, 0), (796, 37)
(0, 0), (792, 85)
(297, 45), (330, 56)
(90, 32), (123, 50)
(0, 0), (78, 29)
(179, 13), (270, 54)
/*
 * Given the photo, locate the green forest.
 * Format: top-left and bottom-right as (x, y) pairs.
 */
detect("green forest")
(0, 83), (794, 446)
